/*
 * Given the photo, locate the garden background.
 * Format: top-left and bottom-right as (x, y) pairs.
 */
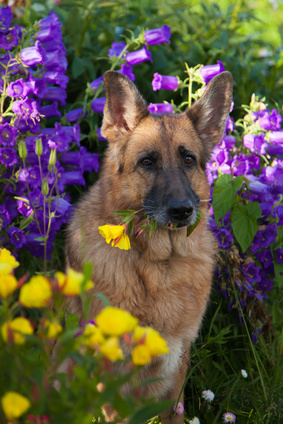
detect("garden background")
(0, 0), (282, 423)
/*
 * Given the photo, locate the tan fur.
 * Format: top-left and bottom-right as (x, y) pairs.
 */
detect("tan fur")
(66, 70), (233, 423)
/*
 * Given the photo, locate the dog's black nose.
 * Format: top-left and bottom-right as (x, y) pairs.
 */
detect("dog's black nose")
(168, 201), (194, 222)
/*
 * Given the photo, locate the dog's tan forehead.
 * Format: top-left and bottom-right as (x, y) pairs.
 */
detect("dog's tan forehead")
(130, 114), (202, 152)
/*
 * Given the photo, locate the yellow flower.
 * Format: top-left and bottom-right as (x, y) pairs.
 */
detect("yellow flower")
(19, 275), (52, 308)
(83, 324), (105, 348)
(132, 344), (151, 365)
(0, 274), (18, 298)
(1, 391), (31, 420)
(56, 268), (94, 296)
(100, 337), (123, 361)
(98, 225), (131, 250)
(96, 306), (138, 336)
(1, 317), (33, 344)
(43, 320), (63, 339)
(133, 326), (169, 356)
(0, 248), (19, 274)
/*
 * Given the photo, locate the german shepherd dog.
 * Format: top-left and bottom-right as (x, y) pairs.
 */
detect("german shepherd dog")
(66, 70), (233, 423)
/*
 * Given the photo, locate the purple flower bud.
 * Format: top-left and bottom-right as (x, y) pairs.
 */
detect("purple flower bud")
(6, 78), (29, 98)
(89, 76), (104, 92)
(0, 6), (13, 34)
(20, 40), (46, 67)
(144, 24), (171, 45)
(200, 60), (225, 84)
(0, 147), (18, 167)
(66, 107), (88, 122)
(152, 73), (179, 91)
(117, 64), (135, 81)
(0, 123), (18, 146)
(126, 46), (152, 66)
(91, 97), (106, 113)
(7, 226), (26, 249)
(108, 41), (127, 58)
(148, 103), (174, 114)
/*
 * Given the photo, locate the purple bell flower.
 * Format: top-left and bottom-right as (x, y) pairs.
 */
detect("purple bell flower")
(91, 97), (106, 113)
(7, 226), (27, 249)
(275, 248), (283, 263)
(89, 76), (104, 92)
(38, 102), (61, 118)
(0, 26), (21, 50)
(215, 228), (233, 249)
(148, 103), (174, 114)
(200, 60), (225, 84)
(258, 109), (282, 131)
(12, 98), (40, 121)
(144, 24), (171, 45)
(38, 86), (67, 106)
(0, 147), (18, 167)
(6, 78), (29, 98)
(0, 123), (18, 146)
(59, 170), (85, 186)
(0, 6), (13, 34)
(108, 41), (127, 58)
(268, 131), (283, 144)
(152, 73), (179, 91)
(117, 64), (135, 81)
(66, 107), (88, 122)
(96, 127), (107, 141)
(126, 46), (152, 66)
(20, 40), (46, 67)
(243, 262), (261, 283)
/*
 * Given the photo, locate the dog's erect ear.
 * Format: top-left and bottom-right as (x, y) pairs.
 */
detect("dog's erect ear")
(101, 71), (149, 142)
(186, 71), (233, 153)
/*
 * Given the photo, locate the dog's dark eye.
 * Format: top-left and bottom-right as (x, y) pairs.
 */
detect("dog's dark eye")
(184, 155), (195, 165)
(140, 158), (153, 167)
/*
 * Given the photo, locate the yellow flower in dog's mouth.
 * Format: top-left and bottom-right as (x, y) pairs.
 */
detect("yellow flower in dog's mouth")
(98, 224), (131, 250)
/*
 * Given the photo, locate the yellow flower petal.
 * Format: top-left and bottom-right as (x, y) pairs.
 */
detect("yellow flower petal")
(0, 274), (18, 298)
(132, 344), (151, 365)
(113, 234), (131, 250)
(0, 248), (19, 274)
(43, 320), (63, 339)
(1, 317), (33, 345)
(57, 268), (94, 296)
(83, 324), (105, 348)
(133, 326), (169, 356)
(99, 225), (131, 250)
(1, 391), (31, 420)
(96, 307), (138, 336)
(100, 337), (123, 361)
(19, 275), (52, 308)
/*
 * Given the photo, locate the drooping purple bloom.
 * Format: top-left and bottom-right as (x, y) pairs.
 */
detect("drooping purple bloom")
(219, 135), (235, 150)
(37, 85), (67, 106)
(96, 127), (107, 141)
(20, 40), (46, 66)
(275, 248), (283, 263)
(89, 76), (104, 92)
(91, 97), (106, 114)
(36, 23), (62, 43)
(6, 78), (29, 98)
(117, 64), (135, 81)
(251, 223), (277, 253)
(43, 50), (67, 71)
(268, 131), (283, 144)
(0, 123), (17, 146)
(215, 228), (233, 249)
(51, 197), (71, 217)
(108, 41), (127, 58)
(0, 6), (13, 34)
(59, 170), (85, 186)
(66, 107), (88, 122)
(38, 102), (61, 118)
(267, 143), (283, 156)
(144, 24), (171, 45)
(7, 226), (27, 249)
(126, 46), (152, 66)
(243, 262), (261, 283)
(61, 146), (99, 173)
(152, 73), (179, 91)
(200, 60), (225, 84)
(12, 98), (40, 121)
(148, 103), (174, 114)
(243, 133), (267, 155)
(0, 147), (18, 167)
(42, 70), (69, 89)
(258, 109), (282, 131)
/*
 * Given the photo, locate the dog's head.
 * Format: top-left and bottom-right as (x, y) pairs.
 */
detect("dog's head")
(101, 70), (233, 228)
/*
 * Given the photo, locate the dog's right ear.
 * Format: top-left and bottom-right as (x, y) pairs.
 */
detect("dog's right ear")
(101, 71), (149, 142)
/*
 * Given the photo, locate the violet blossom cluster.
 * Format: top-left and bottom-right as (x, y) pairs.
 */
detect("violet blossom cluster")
(200, 62), (282, 341)
(0, 7), (99, 258)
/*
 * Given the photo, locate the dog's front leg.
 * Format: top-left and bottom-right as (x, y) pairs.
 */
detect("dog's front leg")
(160, 349), (189, 424)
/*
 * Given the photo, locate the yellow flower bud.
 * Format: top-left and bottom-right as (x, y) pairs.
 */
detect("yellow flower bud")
(96, 306), (138, 336)
(0, 274), (18, 298)
(56, 268), (94, 296)
(100, 337), (123, 361)
(1, 317), (33, 344)
(0, 248), (19, 274)
(43, 320), (63, 339)
(1, 391), (31, 420)
(132, 344), (151, 365)
(19, 275), (52, 308)
(83, 324), (104, 348)
(133, 326), (169, 357)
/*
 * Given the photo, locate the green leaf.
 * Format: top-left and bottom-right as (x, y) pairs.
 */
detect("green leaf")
(212, 174), (233, 221)
(128, 400), (174, 424)
(83, 262), (93, 281)
(65, 313), (79, 330)
(95, 292), (111, 307)
(113, 210), (136, 217)
(187, 210), (204, 237)
(72, 57), (86, 79)
(274, 261), (283, 289)
(112, 392), (132, 419)
(231, 202), (262, 252)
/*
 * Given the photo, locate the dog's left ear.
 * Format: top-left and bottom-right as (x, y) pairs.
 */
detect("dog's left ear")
(186, 71), (233, 151)
(101, 71), (149, 142)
